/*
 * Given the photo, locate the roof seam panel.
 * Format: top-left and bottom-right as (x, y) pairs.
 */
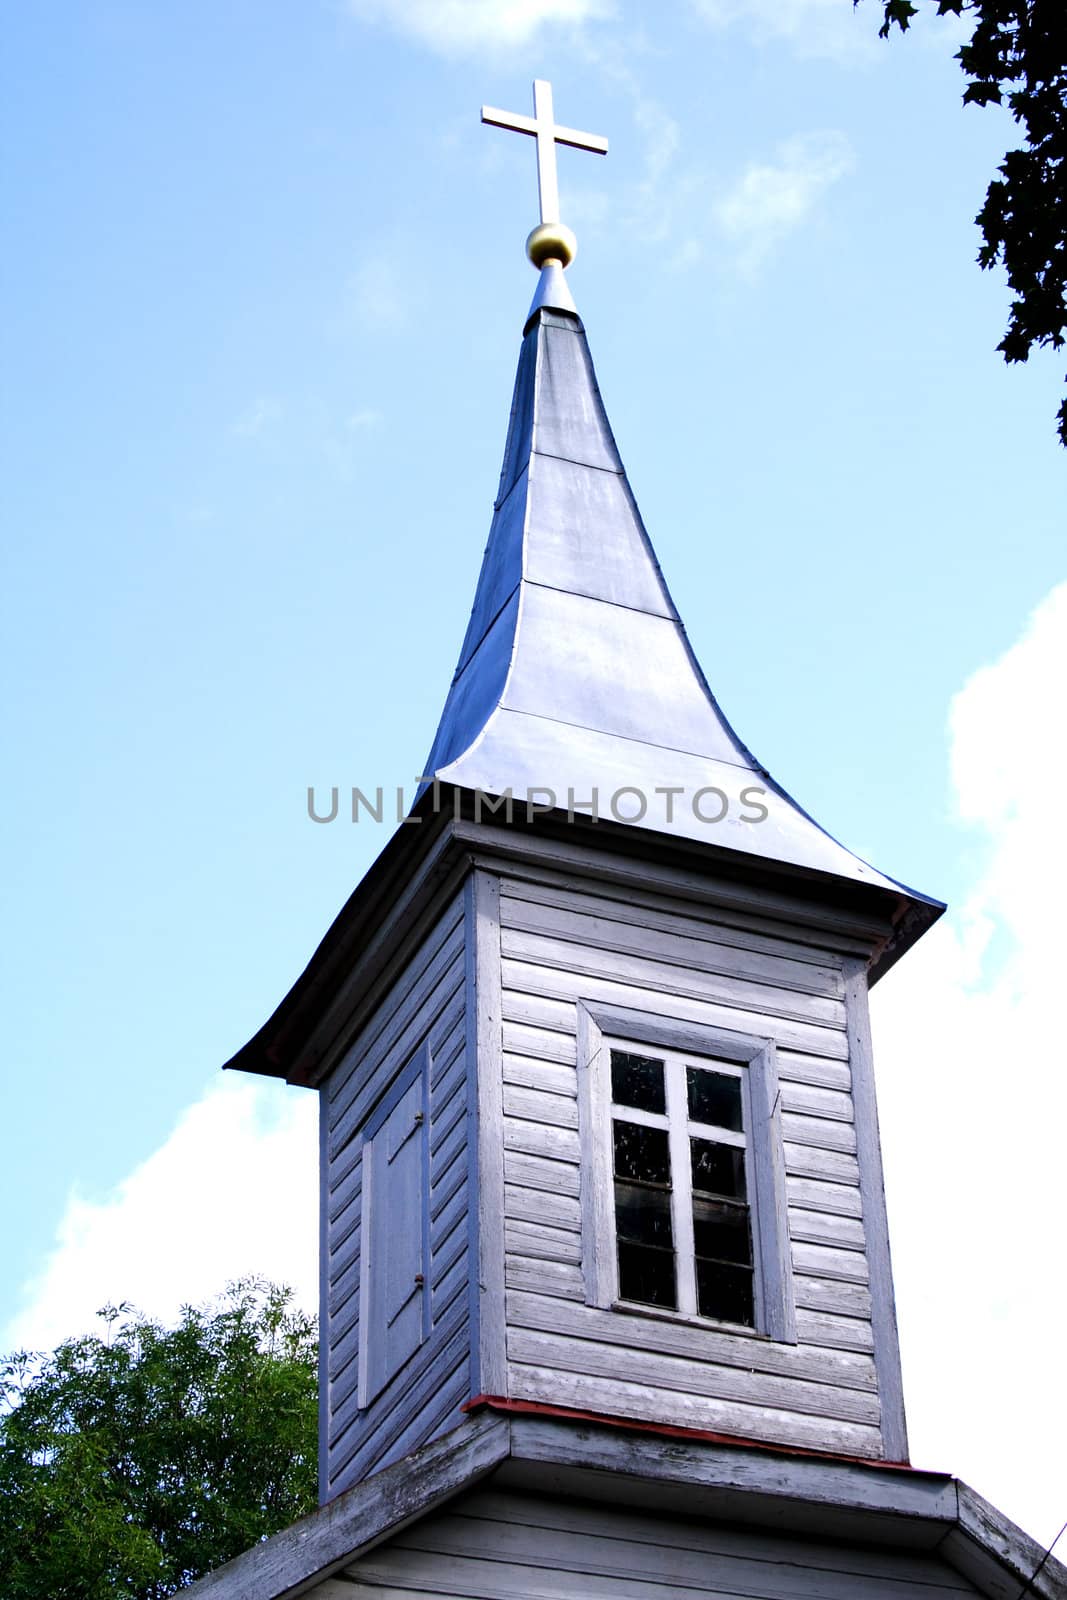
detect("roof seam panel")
(487, 703), (763, 772)
(520, 578), (696, 623)
(451, 580), (523, 686)
(529, 447), (625, 477)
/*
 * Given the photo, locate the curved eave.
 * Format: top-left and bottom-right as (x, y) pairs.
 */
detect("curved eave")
(223, 793), (942, 1086)
(222, 791), (453, 1086)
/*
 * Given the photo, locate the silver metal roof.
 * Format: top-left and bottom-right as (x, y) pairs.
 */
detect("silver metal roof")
(422, 269), (936, 902)
(224, 266), (941, 1086)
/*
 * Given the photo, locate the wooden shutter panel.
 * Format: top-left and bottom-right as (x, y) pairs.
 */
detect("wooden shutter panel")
(360, 1076), (426, 1405)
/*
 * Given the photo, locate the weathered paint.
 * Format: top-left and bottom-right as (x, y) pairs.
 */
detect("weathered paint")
(334, 1483), (984, 1598)
(487, 862), (902, 1459)
(320, 889), (473, 1500)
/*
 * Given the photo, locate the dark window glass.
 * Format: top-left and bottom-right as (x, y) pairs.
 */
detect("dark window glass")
(687, 1067), (743, 1131)
(618, 1241), (677, 1309)
(614, 1120), (671, 1185)
(696, 1259), (754, 1326)
(611, 1050), (666, 1114)
(615, 1181), (674, 1248)
(691, 1137), (746, 1200)
(693, 1196), (752, 1266)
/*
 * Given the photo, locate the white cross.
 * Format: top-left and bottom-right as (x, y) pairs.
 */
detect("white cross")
(481, 80), (608, 226)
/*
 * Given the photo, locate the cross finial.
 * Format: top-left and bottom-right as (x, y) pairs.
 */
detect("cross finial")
(481, 80), (608, 270)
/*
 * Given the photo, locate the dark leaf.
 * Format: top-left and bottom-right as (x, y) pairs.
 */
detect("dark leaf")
(859, 0), (1067, 444)
(0, 1280), (317, 1599)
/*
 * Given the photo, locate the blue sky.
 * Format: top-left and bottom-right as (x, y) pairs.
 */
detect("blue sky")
(3, 0), (1064, 1552)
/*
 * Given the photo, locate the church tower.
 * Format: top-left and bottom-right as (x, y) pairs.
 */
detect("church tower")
(203, 84), (1062, 1600)
(228, 80), (941, 1501)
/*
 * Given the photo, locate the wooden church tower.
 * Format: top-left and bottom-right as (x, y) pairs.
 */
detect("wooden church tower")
(189, 84), (1065, 1600)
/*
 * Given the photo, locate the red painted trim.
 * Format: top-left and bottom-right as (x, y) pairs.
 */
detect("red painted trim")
(462, 1394), (918, 1473)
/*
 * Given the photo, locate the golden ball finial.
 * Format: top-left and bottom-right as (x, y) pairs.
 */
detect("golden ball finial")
(526, 221), (577, 269)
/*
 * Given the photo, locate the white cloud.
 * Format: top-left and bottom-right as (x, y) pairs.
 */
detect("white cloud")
(874, 581), (1067, 1548)
(568, 36), (704, 264)
(632, 94), (680, 186)
(317, 404), (387, 480)
(564, 41), (850, 278)
(344, 259), (410, 333)
(347, 0), (613, 55)
(4, 1076), (317, 1353)
(668, 237), (704, 271)
(346, 407), (382, 431)
(231, 395), (282, 438)
(690, 0), (974, 62)
(714, 130), (855, 269)
(691, 0), (878, 63)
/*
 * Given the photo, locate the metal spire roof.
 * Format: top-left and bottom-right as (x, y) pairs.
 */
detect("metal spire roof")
(222, 91), (940, 1090)
(421, 266), (938, 904)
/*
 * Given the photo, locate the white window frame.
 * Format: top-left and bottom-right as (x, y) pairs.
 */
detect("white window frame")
(577, 1001), (796, 1343)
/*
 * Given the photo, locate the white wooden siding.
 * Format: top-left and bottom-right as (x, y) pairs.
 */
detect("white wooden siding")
(494, 873), (890, 1460)
(330, 1486), (981, 1597)
(321, 891), (473, 1500)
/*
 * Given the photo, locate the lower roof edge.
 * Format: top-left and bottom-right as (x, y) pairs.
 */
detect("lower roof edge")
(179, 1408), (1061, 1600)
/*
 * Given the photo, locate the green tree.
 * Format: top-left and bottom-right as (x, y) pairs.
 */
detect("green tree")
(0, 1280), (317, 1599)
(860, 1), (1067, 444)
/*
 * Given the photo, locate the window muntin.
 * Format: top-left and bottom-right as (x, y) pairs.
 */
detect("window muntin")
(609, 1043), (758, 1329)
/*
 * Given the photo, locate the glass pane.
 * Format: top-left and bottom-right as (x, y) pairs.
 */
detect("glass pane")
(691, 1137), (746, 1200)
(693, 1196), (752, 1266)
(687, 1066), (743, 1132)
(618, 1241), (677, 1309)
(614, 1120), (671, 1185)
(696, 1259), (755, 1326)
(615, 1180), (674, 1247)
(611, 1050), (666, 1114)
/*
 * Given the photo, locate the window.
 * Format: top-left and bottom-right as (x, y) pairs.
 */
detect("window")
(578, 1004), (795, 1342)
(611, 1045), (757, 1325)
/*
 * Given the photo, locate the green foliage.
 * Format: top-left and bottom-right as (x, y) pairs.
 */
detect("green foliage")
(0, 1280), (318, 1599)
(860, 0), (1067, 445)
